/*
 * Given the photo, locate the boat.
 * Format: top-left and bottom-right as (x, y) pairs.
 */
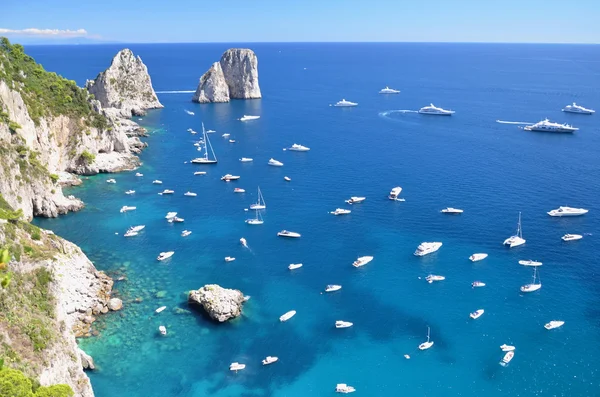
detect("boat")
(129, 225), (145, 232)
(523, 119), (578, 133)
(239, 157), (253, 162)
(288, 143), (310, 152)
(124, 230), (138, 237)
(165, 212), (177, 220)
(206, 129), (216, 133)
(159, 325), (167, 335)
(120, 206), (136, 213)
(157, 251), (174, 261)
(125, 190), (135, 195)
(500, 344), (516, 352)
(335, 384), (356, 394)
(518, 260), (543, 267)
(547, 206), (588, 217)
(194, 171), (206, 176)
(245, 209), (264, 225)
(325, 284), (342, 292)
(388, 186), (402, 200)
(224, 257), (236, 262)
(229, 362), (246, 372)
(239, 115), (260, 121)
(191, 123), (218, 164)
(379, 86), (400, 94)
(470, 309), (485, 319)
(240, 237), (247, 247)
(185, 110), (194, 116)
(520, 267), (542, 293)
(499, 351), (514, 366)
(243, 295), (251, 302)
(426, 274), (445, 283)
(249, 186), (266, 210)
(544, 320), (565, 330)
(469, 253), (488, 262)
(562, 103), (595, 114)
(418, 103), (455, 115)
(168, 216), (184, 223)
(334, 99), (358, 107)
(234, 188), (245, 193)
(135, 172), (143, 177)
(184, 191), (197, 197)
(279, 310), (296, 322)
(288, 263), (303, 270)
(268, 158), (284, 167)
(418, 326), (434, 350)
(352, 256), (373, 268)
(229, 139), (236, 143)
(155, 306), (167, 314)
(284, 176), (291, 181)
(504, 212), (526, 248)
(277, 230), (301, 238)
(152, 180), (162, 184)
(159, 189), (174, 195)
(335, 321), (353, 328)
(262, 356), (278, 365)
(222, 133), (230, 138)
(181, 230), (192, 237)
(414, 242), (443, 256)
(221, 174), (240, 181)
(562, 233), (583, 242)
(106, 178), (116, 184)
(471, 281), (486, 288)
(441, 207), (463, 214)
(345, 196), (366, 205)
(330, 208), (351, 215)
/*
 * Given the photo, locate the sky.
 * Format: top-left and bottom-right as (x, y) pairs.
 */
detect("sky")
(1, 0), (599, 44)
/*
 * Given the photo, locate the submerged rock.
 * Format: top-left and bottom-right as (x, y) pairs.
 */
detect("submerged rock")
(188, 284), (245, 322)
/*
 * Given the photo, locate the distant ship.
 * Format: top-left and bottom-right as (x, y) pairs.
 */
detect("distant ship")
(562, 103), (595, 114)
(418, 104), (455, 115)
(334, 99), (358, 107)
(523, 119), (578, 133)
(379, 86), (400, 94)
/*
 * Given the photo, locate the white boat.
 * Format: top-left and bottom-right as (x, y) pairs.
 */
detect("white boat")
(221, 174), (240, 181)
(335, 320), (353, 328)
(523, 119), (578, 133)
(184, 191), (197, 197)
(239, 157), (253, 162)
(330, 208), (351, 215)
(288, 263), (303, 270)
(562, 233), (583, 242)
(277, 230), (301, 238)
(194, 171), (206, 176)
(124, 230), (138, 237)
(268, 158), (284, 167)
(185, 110), (194, 116)
(262, 356), (278, 365)
(288, 143), (310, 152)
(152, 180), (162, 184)
(245, 209), (264, 225)
(388, 186), (402, 200)
(414, 242), (443, 256)
(224, 257), (236, 262)
(191, 123), (218, 164)
(106, 178), (116, 184)
(441, 207), (463, 214)
(125, 190), (135, 195)
(426, 274), (445, 283)
(157, 251), (174, 261)
(135, 172), (143, 177)
(206, 129), (216, 133)
(155, 306), (167, 314)
(159, 189), (174, 195)
(129, 225), (145, 232)
(518, 259), (543, 267)
(547, 206), (588, 217)
(159, 325), (167, 335)
(352, 256), (373, 268)
(279, 310), (296, 322)
(504, 212), (526, 248)
(120, 206), (136, 213)
(544, 320), (565, 330)
(284, 176), (291, 181)
(325, 284), (342, 292)
(418, 103), (455, 115)
(562, 102), (595, 114)
(165, 212), (177, 219)
(499, 351), (514, 366)
(418, 326), (434, 350)
(189, 129), (197, 134)
(229, 139), (236, 143)
(469, 253), (488, 262)
(239, 115), (260, 121)
(345, 196), (366, 205)
(229, 362), (245, 372)
(181, 230), (192, 237)
(379, 86), (400, 94)
(334, 99), (358, 107)
(222, 133), (230, 138)
(249, 186), (266, 210)
(169, 217), (184, 223)
(335, 384), (356, 394)
(240, 237), (247, 247)
(471, 281), (486, 288)
(470, 309), (485, 319)
(500, 344), (516, 352)
(520, 267), (542, 293)
(234, 188), (245, 193)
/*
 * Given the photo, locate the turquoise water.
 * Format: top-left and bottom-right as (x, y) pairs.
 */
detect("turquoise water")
(31, 43), (600, 396)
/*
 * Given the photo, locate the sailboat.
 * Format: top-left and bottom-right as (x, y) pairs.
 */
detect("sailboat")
(245, 209), (264, 225)
(520, 267), (542, 292)
(249, 186), (266, 210)
(503, 212), (526, 248)
(418, 326), (434, 350)
(191, 123), (217, 164)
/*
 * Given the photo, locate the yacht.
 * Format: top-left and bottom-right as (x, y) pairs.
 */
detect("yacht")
(191, 123), (218, 164)
(426, 274), (445, 283)
(106, 178), (116, 184)
(470, 309), (485, 320)
(245, 209), (264, 225)
(152, 180), (163, 184)
(335, 321), (353, 329)
(229, 139), (236, 143)
(441, 207), (463, 214)
(181, 230), (192, 237)
(125, 190), (135, 195)
(284, 176), (291, 181)
(157, 251), (174, 261)
(119, 206), (136, 213)
(224, 256), (236, 262)
(185, 110), (194, 116)
(345, 196), (366, 205)
(544, 320), (565, 330)
(124, 230), (138, 237)
(168, 216), (184, 223)
(222, 133), (230, 138)
(325, 284), (342, 292)
(288, 263), (303, 270)
(159, 325), (167, 336)
(414, 242), (443, 256)
(518, 260), (542, 267)
(547, 206), (588, 217)
(330, 208), (351, 215)
(194, 171), (206, 176)
(135, 172), (143, 177)
(268, 158), (284, 167)
(335, 384), (356, 394)
(262, 356), (278, 365)
(334, 99), (358, 107)
(239, 157), (253, 162)
(388, 186), (402, 200)
(562, 233), (583, 242)
(469, 253), (488, 262)
(500, 344), (515, 352)
(418, 104), (455, 115)
(520, 267), (541, 293)
(221, 174), (240, 181)
(562, 103), (595, 114)
(499, 351), (514, 367)
(129, 225), (145, 232)
(288, 143), (310, 152)
(352, 256), (373, 268)
(206, 129), (215, 133)
(229, 362), (246, 372)
(277, 230), (301, 238)
(504, 212), (526, 248)
(418, 326), (434, 350)
(165, 212), (177, 220)
(239, 115), (260, 121)
(250, 186), (266, 209)
(379, 86), (400, 94)
(523, 119), (578, 133)
(234, 188), (245, 193)
(279, 310), (296, 322)
(155, 306), (167, 314)
(158, 189), (174, 195)
(471, 281), (486, 288)
(184, 191), (197, 197)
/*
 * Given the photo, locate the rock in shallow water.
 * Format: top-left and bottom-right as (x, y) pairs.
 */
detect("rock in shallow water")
(108, 298), (123, 311)
(188, 284), (245, 322)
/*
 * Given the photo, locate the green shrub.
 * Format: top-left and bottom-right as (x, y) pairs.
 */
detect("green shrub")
(49, 174), (59, 183)
(8, 121), (21, 133)
(0, 367), (73, 397)
(79, 150), (95, 164)
(35, 384), (74, 397)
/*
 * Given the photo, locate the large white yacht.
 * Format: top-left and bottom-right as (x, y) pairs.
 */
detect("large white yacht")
(388, 186), (402, 200)
(379, 86), (400, 94)
(288, 144), (310, 152)
(426, 274), (445, 283)
(352, 256), (373, 268)
(229, 362), (246, 372)
(414, 242), (442, 256)
(268, 158), (284, 167)
(562, 233), (583, 242)
(334, 99), (358, 107)
(562, 103), (595, 114)
(239, 115), (260, 121)
(325, 284), (342, 292)
(277, 230), (301, 238)
(504, 212), (526, 248)
(523, 119), (578, 133)
(441, 207), (463, 214)
(220, 174), (240, 181)
(345, 196), (366, 205)
(547, 206), (588, 217)
(335, 384), (356, 394)
(418, 104), (455, 115)
(518, 260), (542, 267)
(262, 356), (278, 365)
(157, 251), (174, 261)
(544, 320), (565, 330)
(330, 208), (351, 216)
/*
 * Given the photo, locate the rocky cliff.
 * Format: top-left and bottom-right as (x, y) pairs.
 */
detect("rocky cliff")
(192, 48), (261, 103)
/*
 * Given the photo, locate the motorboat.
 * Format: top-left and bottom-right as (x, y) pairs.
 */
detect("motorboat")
(352, 256), (373, 268)
(184, 191), (197, 197)
(277, 230), (301, 238)
(185, 110), (194, 115)
(249, 186), (266, 209)
(518, 260), (542, 267)
(499, 351), (514, 367)
(135, 172), (143, 177)
(469, 253), (488, 262)
(500, 344), (515, 352)
(191, 123), (218, 164)
(470, 309), (485, 319)
(229, 139), (236, 143)
(268, 158), (284, 167)
(288, 143), (310, 152)
(245, 209), (264, 225)
(222, 133), (230, 138)
(544, 320), (565, 330)
(418, 326), (434, 350)
(168, 216), (184, 223)
(335, 321), (353, 328)
(221, 174), (240, 181)
(206, 129), (216, 133)
(240, 237), (247, 247)
(152, 180), (162, 184)
(159, 325), (167, 336)
(441, 207), (463, 214)
(388, 186), (402, 200)
(181, 230), (192, 237)
(159, 189), (174, 195)
(194, 171), (206, 176)
(345, 196), (366, 204)
(129, 225), (145, 232)
(224, 257), (235, 262)
(125, 190), (135, 195)
(325, 284), (342, 292)
(106, 178), (116, 184)
(157, 251), (174, 261)
(229, 362), (246, 372)
(239, 115), (260, 121)
(523, 119), (578, 133)
(120, 206), (136, 213)
(504, 212), (526, 248)
(330, 208), (351, 215)
(284, 176), (291, 181)
(335, 384), (356, 394)
(547, 206), (588, 217)
(262, 356), (278, 365)
(426, 274), (445, 283)
(124, 230), (138, 237)
(471, 281), (486, 288)
(239, 157), (253, 162)
(414, 242), (443, 256)
(379, 86), (400, 94)
(562, 233), (583, 242)
(288, 263), (303, 270)
(165, 212), (177, 220)
(189, 129), (197, 134)
(279, 310), (296, 322)
(520, 267), (541, 292)
(155, 306), (167, 314)
(234, 188), (245, 193)
(562, 102), (595, 114)
(418, 104), (455, 115)
(334, 99), (358, 107)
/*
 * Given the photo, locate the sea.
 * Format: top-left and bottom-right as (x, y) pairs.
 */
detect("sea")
(29, 43), (600, 397)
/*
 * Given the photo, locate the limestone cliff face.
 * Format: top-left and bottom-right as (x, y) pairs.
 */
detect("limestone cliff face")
(192, 48), (261, 103)
(86, 49), (163, 117)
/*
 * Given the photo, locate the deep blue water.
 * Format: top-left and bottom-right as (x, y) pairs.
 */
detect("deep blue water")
(29, 43), (600, 396)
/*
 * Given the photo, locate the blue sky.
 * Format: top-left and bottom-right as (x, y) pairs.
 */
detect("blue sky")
(2, 0), (599, 44)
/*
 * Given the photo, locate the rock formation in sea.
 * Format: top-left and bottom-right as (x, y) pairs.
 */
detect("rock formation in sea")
(188, 284), (245, 322)
(192, 48), (261, 103)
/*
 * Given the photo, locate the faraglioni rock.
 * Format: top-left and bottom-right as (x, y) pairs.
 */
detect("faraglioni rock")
(192, 48), (261, 103)
(188, 284), (245, 322)
(86, 49), (163, 117)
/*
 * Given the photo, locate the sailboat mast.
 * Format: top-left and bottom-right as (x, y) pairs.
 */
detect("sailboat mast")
(202, 123), (217, 162)
(517, 212), (523, 238)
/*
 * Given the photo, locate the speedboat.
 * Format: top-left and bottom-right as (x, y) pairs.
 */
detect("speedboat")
(268, 158), (284, 167)
(499, 351), (514, 367)
(239, 115), (260, 121)
(288, 263), (303, 270)
(279, 310), (296, 322)
(500, 344), (515, 352)
(155, 306), (167, 314)
(125, 190), (135, 195)
(334, 99), (358, 107)
(523, 119), (578, 133)
(184, 191), (197, 197)
(470, 309), (484, 319)
(120, 206), (136, 213)
(229, 139), (236, 143)
(184, 110), (194, 116)
(330, 208), (351, 215)
(562, 233), (583, 242)
(414, 242), (442, 256)
(229, 362), (246, 372)
(221, 174), (240, 181)
(194, 171), (206, 176)
(224, 257), (235, 262)
(520, 267), (541, 292)
(335, 384), (356, 394)
(471, 281), (486, 288)
(469, 253), (488, 262)
(284, 176), (291, 181)
(106, 178), (116, 184)
(544, 320), (565, 330)
(129, 225), (145, 232)
(152, 180), (162, 184)
(288, 143), (310, 152)
(418, 104), (455, 115)
(388, 186), (402, 200)
(519, 260), (542, 267)
(277, 230), (301, 238)
(234, 188), (245, 193)
(352, 256), (373, 268)
(181, 230), (192, 237)
(169, 216), (184, 223)
(240, 237), (247, 247)
(335, 321), (353, 328)
(262, 356), (278, 365)
(222, 133), (230, 138)
(325, 284), (342, 292)
(159, 325), (167, 336)
(159, 189), (174, 195)
(165, 212), (177, 220)
(547, 206), (588, 217)
(418, 326), (434, 350)
(124, 230), (138, 237)
(562, 103), (595, 114)
(426, 274), (445, 283)
(504, 212), (526, 248)
(239, 157), (253, 162)
(135, 172), (143, 177)
(379, 86), (400, 94)
(206, 129), (216, 133)
(345, 196), (366, 204)
(157, 251), (174, 261)
(441, 207), (463, 214)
